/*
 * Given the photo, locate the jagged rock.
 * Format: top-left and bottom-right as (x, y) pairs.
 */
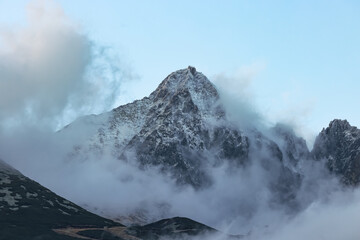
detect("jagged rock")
(312, 119), (360, 185)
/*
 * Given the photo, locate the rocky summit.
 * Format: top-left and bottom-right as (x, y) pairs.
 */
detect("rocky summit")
(312, 119), (360, 185)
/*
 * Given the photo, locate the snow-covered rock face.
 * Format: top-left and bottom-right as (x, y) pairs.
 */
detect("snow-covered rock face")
(121, 67), (253, 187)
(63, 66), (304, 190)
(149, 67), (222, 119)
(312, 119), (360, 185)
(63, 67), (248, 186)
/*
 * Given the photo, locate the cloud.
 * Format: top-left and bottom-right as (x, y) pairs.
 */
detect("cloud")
(263, 188), (360, 240)
(212, 62), (266, 130)
(0, 0), (130, 129)
(212, 62), (265, 99)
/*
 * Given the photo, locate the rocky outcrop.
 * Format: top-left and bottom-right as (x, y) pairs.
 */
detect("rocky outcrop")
(312, 119), (360, 185)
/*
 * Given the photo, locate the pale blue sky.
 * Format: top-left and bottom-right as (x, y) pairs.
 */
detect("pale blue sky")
(1, 0), (359, 144)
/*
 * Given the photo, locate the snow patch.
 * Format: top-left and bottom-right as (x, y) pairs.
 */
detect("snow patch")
(0, 188), (21, 206)
(26, 192), (38, 198)
(0, 173), (11, 184)
(56, 199), (79, 212)
(59, 209), (71, 215)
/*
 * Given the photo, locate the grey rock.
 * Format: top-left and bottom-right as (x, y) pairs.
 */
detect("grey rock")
(312, 119), (360, 185)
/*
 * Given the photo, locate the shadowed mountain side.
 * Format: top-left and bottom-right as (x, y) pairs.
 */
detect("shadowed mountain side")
(0, 159), (121, 240)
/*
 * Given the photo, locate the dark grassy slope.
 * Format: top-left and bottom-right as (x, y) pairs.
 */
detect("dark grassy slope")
(0, 160), (121, 240)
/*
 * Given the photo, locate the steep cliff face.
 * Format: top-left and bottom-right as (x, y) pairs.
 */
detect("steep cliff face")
(312, 119), (360, 185)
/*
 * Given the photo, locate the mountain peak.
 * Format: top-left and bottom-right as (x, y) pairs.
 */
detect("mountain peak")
(328, 119), (351, 131)
(321, 119), (358, 140)
(187, 65), (197, 75)
(149, 67), (220, 117)
(315, 119), (358, 147)
(151, 67), (217, 96)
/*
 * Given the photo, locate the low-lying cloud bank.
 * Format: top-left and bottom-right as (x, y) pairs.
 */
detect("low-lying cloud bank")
(264, 188), (360, 240)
